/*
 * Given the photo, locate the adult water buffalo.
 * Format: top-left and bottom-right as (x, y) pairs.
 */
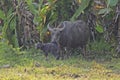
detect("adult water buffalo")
(48, 20), (90, 58)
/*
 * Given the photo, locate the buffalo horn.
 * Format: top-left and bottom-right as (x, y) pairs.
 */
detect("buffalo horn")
(47, 24), (53, 32)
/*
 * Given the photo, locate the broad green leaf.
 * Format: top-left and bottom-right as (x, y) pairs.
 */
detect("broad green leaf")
(10, 15), (16, 30)
(95, 24), (104, 33)
(98, 8), (107, 14)
(0, 9), (5, 19)
(11, 34), (19, 48)
(107, 0), (118, 7)
(98, 8), (112, 14)
(70, 0), (90, 21)
(25, 0), (38, 15)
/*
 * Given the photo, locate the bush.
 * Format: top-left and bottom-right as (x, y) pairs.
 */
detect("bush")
(88, 39), (116, 60)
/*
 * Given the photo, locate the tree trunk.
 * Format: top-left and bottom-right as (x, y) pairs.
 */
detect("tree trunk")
(15, 1), (40, 48)
(116, 3), (120, 56)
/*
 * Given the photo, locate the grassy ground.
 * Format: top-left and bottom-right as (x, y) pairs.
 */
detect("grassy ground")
(0, 47), (120, 80)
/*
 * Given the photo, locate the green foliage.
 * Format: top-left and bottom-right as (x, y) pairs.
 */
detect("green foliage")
(98, 8), (113, 15)
(107, 0), (118, 7)
(0, 0), (19, 48)
(98, 0), (118, 15)
(0, 39), (33, 66)
(0, 40), (16, 65)
(95, 23), (104, 33)
(0, 9), (5, 19)
(56, 0), (73, 21)
(2, 8), (19, 47)
(89, 40), (112, 52)
(25, 0), (38, 15)
(70, 0), (90, 21)
(25, 0), (57, 41)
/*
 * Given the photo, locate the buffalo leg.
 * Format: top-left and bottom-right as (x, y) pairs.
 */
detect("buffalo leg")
(60, 49), (64, 60)
(81, 45), (86, 57)
(59, 48), (65, 60)
(53, 50), (60, 60)
(45, 52), (48, 61)
(64, 47), (71, 59)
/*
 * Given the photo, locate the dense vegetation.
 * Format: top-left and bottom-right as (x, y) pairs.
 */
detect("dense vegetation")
(0, 0), (120, 80)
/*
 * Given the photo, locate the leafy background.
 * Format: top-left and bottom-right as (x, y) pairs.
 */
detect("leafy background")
(0, 0), (120, 80)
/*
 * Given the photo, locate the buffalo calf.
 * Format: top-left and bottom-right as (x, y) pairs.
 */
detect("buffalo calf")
(35, 41), (60, 60)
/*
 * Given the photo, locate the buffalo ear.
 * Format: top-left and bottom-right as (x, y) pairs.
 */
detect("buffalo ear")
(47, 24), (53, 32)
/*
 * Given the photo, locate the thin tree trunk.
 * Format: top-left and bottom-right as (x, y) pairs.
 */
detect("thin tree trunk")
(116, 17), (120, 55)
(116, 3), (120, 56)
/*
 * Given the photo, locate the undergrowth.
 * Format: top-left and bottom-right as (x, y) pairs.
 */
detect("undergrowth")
(0, 40), (120, 80)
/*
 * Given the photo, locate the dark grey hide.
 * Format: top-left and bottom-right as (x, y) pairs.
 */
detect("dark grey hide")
(35, 41), (60, 60)
(48, 20), (90, 57)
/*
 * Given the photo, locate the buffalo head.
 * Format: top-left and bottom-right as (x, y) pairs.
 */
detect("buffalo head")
(47, 23), (65, 42)
(35, 42), (43, 49)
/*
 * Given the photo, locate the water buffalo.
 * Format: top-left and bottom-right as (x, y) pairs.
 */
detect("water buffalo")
(35, 41), (60, 60)
(47, 20), (90, 58)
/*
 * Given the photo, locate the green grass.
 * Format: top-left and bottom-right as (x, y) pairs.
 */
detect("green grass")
(0, 42), (120, 80)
